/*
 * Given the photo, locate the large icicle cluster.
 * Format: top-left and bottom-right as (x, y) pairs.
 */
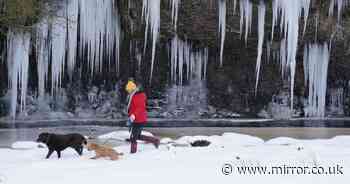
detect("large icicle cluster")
(329, 88), (344, 116)
(67, 0), (79, 78)
(329, 0), (350, 22)
(254, 1), (266, 94)
(50, 7), (67, 95)
(7, 0), (121, 119)
(36, 18), (49, 105)
(167, 36), (208, 118)
(239, 0), (252, 43)
(303, 43), (330, 117)
(271, 0), (310, 110)
(218, 0), (226, 67)
(170, 36), (208, 85)
(79, 0), (121, 75)
(170, 0), (180, 31)
(142, 0), (160, 83)
(6, 31), (31, 118)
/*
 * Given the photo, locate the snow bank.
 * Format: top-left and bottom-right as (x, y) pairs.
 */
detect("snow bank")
(1, 132), (350, 184)
(11, 141), (44, 150)
(172, 133), (264, 147)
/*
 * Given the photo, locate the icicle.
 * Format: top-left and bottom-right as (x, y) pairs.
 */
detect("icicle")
(239, 0), (252, 44)
(169, 36), (208, 85)
(79, 0), (120, 76)
(7, 31), (31, 118)
(218, 0), (226, 67)
(115, 3), (121, 76)
(67, 0), (79, 78)
(50, 8), (67, 95)
(170, 0), (180, 31)
(279, 39), (286, 78)
(266, 41), (271, 64)
(255, 1), (266, 94)
(272, 0), (310, 110)
(329, 0), (335, 17)
(142, 0), (160, 83)
(328, 0), (349, 22)
(36, 18), (49, 104)
(233, 0), (237, 15)
(304, 43), (330, 117)
(329, 88), (344, 115)
(302, 0), (310, 37)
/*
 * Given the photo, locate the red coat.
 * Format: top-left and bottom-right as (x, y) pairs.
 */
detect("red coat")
(128, 92), (148, 123)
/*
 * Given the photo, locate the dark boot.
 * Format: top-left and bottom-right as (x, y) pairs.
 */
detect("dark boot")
(130, 142), (137, 153)
(140, 135), (160, 149)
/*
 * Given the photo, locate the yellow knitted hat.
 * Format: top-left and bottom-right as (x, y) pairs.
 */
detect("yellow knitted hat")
(125, 80), (137, 94)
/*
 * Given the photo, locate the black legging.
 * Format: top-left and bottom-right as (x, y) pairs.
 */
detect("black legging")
(130, 123), (145, 143)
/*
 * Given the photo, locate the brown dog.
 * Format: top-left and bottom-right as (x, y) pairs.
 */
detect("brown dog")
(87, 143), (123, 160)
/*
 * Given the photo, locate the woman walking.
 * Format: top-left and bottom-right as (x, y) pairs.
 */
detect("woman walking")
(125, 79), (160, 153)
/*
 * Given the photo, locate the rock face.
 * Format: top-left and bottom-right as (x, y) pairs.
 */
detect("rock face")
(1, 0), (350, 119)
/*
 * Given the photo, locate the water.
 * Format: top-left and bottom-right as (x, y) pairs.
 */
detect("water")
(2, 125), (350, 148)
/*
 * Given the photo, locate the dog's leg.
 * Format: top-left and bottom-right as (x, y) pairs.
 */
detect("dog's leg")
(90, 152), (102, 160)
(56, 151), (61, 159)
(90, 155), (102, 160)
(73, 146), (83, 156)
(110, 154), (119, 161)
(46, 149), (54, 159)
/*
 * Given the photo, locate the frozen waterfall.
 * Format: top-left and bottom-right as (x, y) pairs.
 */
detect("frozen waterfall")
(7, 0), (121, 118)
(79, 0), (121, 75)
(303, 43), (330, 117)
(170, 36), (208, 85)
(167, 36), (208, 118)
(271, 0), (310, 110)
(6, 31), (31, 118)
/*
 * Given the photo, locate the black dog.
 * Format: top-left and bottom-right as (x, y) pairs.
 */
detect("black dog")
(36, 132), (87, 159)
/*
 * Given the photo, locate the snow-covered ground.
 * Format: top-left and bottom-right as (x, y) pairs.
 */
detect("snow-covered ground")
(1, 132), (350, 184)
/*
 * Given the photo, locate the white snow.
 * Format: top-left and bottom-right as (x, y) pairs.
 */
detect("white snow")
(1, 132), (350, 184)
(11, 141), (44, 150)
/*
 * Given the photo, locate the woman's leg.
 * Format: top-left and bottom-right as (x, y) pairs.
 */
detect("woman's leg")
(130, 124), (142, 153)
(139, 123), (160, 148)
